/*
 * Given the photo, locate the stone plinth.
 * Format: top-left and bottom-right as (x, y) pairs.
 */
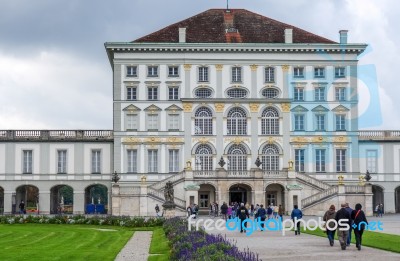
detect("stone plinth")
(163, 208), (176, 218)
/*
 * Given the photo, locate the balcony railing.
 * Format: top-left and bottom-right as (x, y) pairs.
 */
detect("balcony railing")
(358, 130), (400, 140)
(227, 171), (253, 177)
(345, 185), (365, 194)
(193, 171), (217, 177)
(0, 130), (113, 141)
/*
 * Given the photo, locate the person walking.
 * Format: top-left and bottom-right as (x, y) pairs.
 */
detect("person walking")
(278, 204), (284, 220)
(187, 205), (193, 217)
(267, 205), (273, 219)
(335, 203), (351, 250)
(323, 204), (336, 246)
(155, 204), (160, 217)
(351, 203), (368, 251)
(344, 202), (353, 246)
(237, 203), (249, 233)
(19, 200), (25, 214)
(291, 205), (303, 235)
(221, 202), (228, 220)
(257, 204), (267, 231)
(273, 205), (279, 219)
(378, 204), (383, 217)
(227, 205), (233, 219)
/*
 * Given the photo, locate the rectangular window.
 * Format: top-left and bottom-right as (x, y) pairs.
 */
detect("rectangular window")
(336, 114), (346, 131)
(293, 67), (304, 78)
(126, 87), (137, 100)
(148, 150), (158, 172)
(294, 115), (305, 131)
(314, 67), (325, 78)
(316, 149), (326, 172)
(335, 87), (346, 101)
(148, 114), (158, 130)
(168, 87), (179, 100)
(57, 150), (67, 174)
(169, 149), (179, 172)
(336, 149), (346, 172)
(335, 67), (346, 78)
(315, 87), (325, 101)
(126, 114), (137, 130)
(148, 87), (158, 100)
(199, 194), (209, 208)
(316, 115), (325, 131)
(295, 149), (305, 172)
(147, 66), (158, 77)
(168, 66), (179, 77)
(232, 67), (242, 82)
(198, 67), (209, 82)
(169, 114), (179, 130)
(366, 150), (377, 173)
(23, 150), (33, 174)
(127, 149), (137, 173)
(265, 67), (275, 83)
(294, 87), (304, 101)
(91, 150), (101, 174)
(126, 66), (137, 77)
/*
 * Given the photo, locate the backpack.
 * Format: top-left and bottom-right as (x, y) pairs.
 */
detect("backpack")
(267, 207), (273, 215)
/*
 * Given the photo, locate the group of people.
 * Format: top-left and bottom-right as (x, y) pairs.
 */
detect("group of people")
(375, 203), (384, 217)
(323, 202), (368, 251)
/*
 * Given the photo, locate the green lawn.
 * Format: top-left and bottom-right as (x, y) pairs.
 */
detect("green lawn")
(148, 227), (170, 261)
(0, 224), (134, 261)
(301, 227), (400, 253)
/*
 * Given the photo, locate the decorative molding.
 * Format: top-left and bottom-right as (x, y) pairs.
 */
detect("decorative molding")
(122, 137), (142, 143)
(214, 103), (225, 112)
(312, 136), (326, 143)
(332, 105), (350, 112)
(225, 137), (250, 144)
(122, 104), (141, 112)
(183, 64), (192, 71)
(182, 103), (192, 112)
(291, 137), (309, 143)
(192, 137), (213, 144)
(144, 104), (162, 112)
(291, 105), (308, 112)
(215, 64), (223, 71)
(250, 64), (258, 71)
(333, 136), (348, 143)
(249, 103), (260, 113)
(146, 137), (161, 143)
(165, 104), (183, 112)
(167, 137), (184, 143)
(281, 103), (291, 112)
(281, 65), (290, 72)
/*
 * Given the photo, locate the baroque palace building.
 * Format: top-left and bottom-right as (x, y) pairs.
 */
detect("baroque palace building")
(1, 9), (400, 216)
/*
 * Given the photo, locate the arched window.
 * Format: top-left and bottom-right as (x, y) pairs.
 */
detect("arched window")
(261, 107), (279, 135)
(227, 144), (247, 171)
(261, 144), (280, 171)
(227, 107), (247, 135)
(261, 88), (279, 99)
(195, 144), (213, 171)
(195, 107), (213, 135)
(195, 88), (212, 98)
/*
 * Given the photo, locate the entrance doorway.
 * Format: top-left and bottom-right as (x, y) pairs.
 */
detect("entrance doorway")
(50, 185), (74, 214)
(16, 185), (39, 213)
(85, 184), (108, 214)
(265, 183), (285, 207)
(372, 185), (384, 213)
(229, 184), (251, 204)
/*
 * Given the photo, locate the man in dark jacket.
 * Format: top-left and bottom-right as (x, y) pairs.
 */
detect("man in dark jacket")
(351, 203), (368, 251)
(221, 202), (228, 220)
(335, 203), (351, 250)
(237, 203), (249, 233)
(344, 202), (353, 246)
(257, 204), (267, 230)
(291, 205), (303, 235)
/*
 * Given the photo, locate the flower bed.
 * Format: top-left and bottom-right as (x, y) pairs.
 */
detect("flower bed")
(164, 217), (260, 261)
(0, 215), (164, 227)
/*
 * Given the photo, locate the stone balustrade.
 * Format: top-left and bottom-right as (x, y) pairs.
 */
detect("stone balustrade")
(0, 130), (113, 141)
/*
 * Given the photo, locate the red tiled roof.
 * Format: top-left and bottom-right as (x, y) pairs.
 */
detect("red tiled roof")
(133, 9), (336, 44)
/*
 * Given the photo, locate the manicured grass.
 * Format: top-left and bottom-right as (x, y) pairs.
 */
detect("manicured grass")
(0, 224), (134, 261)
(148, 227), (170, 261)
(301, 227), (400, 253)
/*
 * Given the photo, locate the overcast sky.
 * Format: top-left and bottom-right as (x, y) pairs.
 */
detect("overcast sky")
(0, 0), (399, 130)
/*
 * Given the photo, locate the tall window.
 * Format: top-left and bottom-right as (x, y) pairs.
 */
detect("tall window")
(294, 114), (305, 131)
(168, 87), (179, 100)
(335, 67), (346, 78)
(335, 87), (346, 101)
(126, 66), (137, 77)
(227, 107), (247, 135)
(316, 115), (325, 131)
(126, 87), (137, 100)
(265, 67), (275, 82)
(168, 66), (179, 77)
(169, 114), (179, 130)
(148, 150), (158, 173)
(169, 150), (179, 172)
(366, 150), (377, 173)
(148, 87), (158, 100)
(315, 149), (326, 172)
(23, 150), (33, 174)
(315, 87), (325, 101)
(198, 67), (209, 82)
(57, 150), (67, 174)
(293, 67), (304, 78)
(336, 149), (346, 172)
(126, 114), (137, 130)
(294, 87), (304, 101)
(148, 114), (158, 130)
(127, 149), (137, 173)
(261, 144), (279, 171)
(195, 107), (213, 135)
(232, 67), (242, 82)
(195, 144), (213, 171)
(314, 67), (325, 78)
(91, 150), (101, 174)
(227, 144), (247, 171)
(336, 114), (346, 131)
(295, 149), (305, 172)
(261, 107), (279, 135)
(147, 66), (158, 77)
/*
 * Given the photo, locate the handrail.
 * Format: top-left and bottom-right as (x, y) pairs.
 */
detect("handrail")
(296, 172), (331, 190)
(302, 186), (339, 208)
(147, 187), (186, 209)
(149, 172), (185, 190)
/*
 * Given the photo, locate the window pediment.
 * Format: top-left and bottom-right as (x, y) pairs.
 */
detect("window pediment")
(144, 104), (162, 112)
(332, 105), (350, 112)
(311, 105), (329, 112)
(291, 105), (308, 112)
(165, 104), (183, 111)
(123, 104), (141, 112)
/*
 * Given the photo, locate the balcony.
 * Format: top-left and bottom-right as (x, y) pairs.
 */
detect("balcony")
(358, 130), (400, 141)
(192, 169), (288, 178)
(0, 130), (113, 141)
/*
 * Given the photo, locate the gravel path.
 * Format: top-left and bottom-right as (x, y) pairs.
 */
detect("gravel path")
(114, 231), (153, 261)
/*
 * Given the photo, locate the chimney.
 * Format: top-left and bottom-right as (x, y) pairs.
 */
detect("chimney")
(339, 30), (348, 44)
(284, 29), (293, 44)
(179, 28), (186, 43)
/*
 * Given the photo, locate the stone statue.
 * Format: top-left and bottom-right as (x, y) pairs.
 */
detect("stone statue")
(162, 181), (176, 209)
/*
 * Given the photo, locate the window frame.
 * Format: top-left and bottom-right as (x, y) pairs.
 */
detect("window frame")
(147, 86), (158, 100)
(147, 66), (158, 77)
(91, 149), (101, 174)
(169, 149), (179, 173)
(335, 114), (346, 131)
(314, 67), (325, 78)
(148, 149), (158, 173)
(265, 67), (275, 83)
(294, 114), (305, 131)
(336, 149), (346, 172)
(198, 66), (209, 82)
(315, 149), (326, 172)
(126, 66), (138, 77)
(125, 113), (138, 131)
(335, 67), (346, 78)
(227, 107), (247, 135)
(126, 86), (137, 101)
(366, 150), (377, 173)
(294, 87), (304, 101)
(293, 67), (304, 78)
(335, 87), (346, 101)
(168, 66), (179, 77)
(315, 114), (326, 131)
(22, 150), (33, 174)
(57, 149), (67, 174)
(168, 114), (180, 131)
(231, 66), (242, 83)
(295, 149), (305, 172)
(314, 87), (326, 101)
(168, 86), (179, 100)
(195, 107), (213, 135)
(127, 149), (137, 173)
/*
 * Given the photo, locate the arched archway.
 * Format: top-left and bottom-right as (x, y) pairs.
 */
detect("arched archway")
(265, 183), (285, 207)
(372, 185), (384, 214)
(198, 184), (217, 212)
(395, 186), (400, 213)
(16, 185), (39, 214)
(50, 185), (74, 214)
(0, 186), (4, 214)
(229, 183), (252, 205)
(85, 184), (108, 214)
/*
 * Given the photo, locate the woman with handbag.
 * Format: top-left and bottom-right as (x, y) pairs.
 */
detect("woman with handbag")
(351, 203), (368, 250)
(323, 205), (336, 246)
